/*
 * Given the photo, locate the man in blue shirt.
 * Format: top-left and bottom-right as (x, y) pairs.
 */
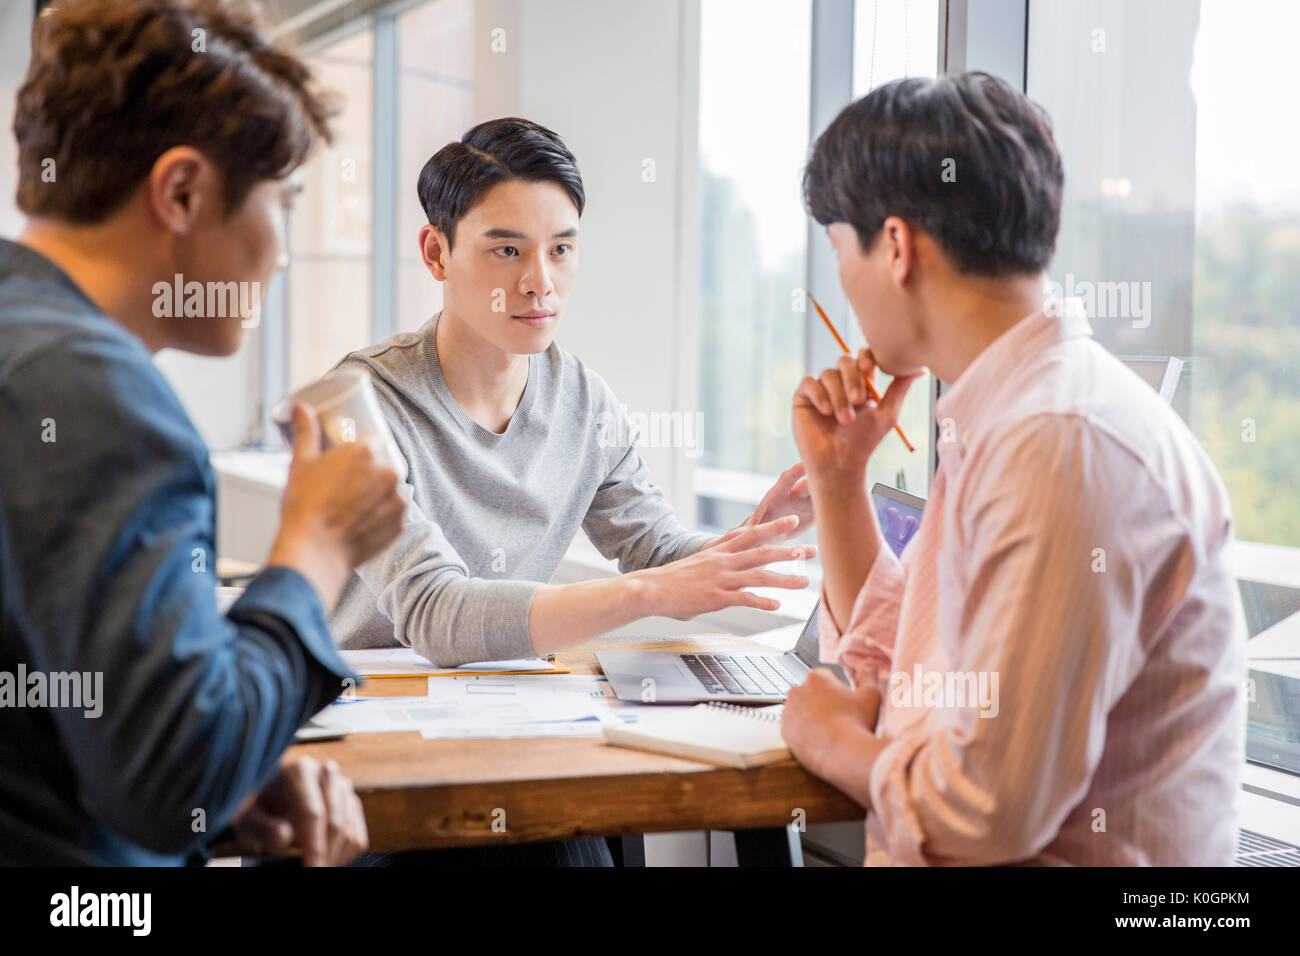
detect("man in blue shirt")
(0, 0), (406, 865)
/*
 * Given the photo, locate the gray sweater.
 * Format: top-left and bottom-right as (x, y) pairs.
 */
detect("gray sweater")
(330, 313), (712, 665)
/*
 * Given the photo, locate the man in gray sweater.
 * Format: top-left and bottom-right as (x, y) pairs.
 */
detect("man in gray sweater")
(332, 118), (815, 667)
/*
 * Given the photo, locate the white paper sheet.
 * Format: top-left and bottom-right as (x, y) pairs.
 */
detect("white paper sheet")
(301, 674), (666, 740)
(339, 647), (559, 677)
(300, 695), (435, 735)
(415, 677), (664, 739)
(423, 673), (614, 700)
(415, 705), (661, 739)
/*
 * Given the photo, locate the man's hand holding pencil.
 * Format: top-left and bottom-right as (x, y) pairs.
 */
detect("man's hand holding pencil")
(792, 346), (923, 477)
(793, 346), (922, 632)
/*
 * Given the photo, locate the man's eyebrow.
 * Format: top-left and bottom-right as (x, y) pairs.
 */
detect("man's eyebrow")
(481, 227), (580, 239)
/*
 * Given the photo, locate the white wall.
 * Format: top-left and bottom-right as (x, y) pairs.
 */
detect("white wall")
(154, 343), (260, 450)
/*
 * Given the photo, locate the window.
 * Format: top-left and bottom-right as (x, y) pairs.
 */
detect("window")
(852, 0), (940, 499)
(395, 0), (474, 331)
(853, 0), (940, 94)
(1027, 0), (1300, 773)
(282, 0), (474, 397)
(696, 0), (942, 530)
(696, 0), (812, 531)
(286, 26), (374, 390)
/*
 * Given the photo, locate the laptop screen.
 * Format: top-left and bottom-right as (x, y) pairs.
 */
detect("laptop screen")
(872, 484), (926, 558)
(792, 601), (823, 668)
(792, 486), (927, 672)
(789, 603), (848, 687)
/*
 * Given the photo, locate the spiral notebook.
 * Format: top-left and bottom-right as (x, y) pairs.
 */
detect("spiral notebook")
(602, 702), (787, 768)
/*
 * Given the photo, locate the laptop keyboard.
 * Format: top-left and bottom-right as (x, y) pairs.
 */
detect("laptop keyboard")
(680, 653), (796, 696)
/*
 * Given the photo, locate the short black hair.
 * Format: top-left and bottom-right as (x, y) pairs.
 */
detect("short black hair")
(416, 117), (585, 250)
(802, 71), (1063, 277)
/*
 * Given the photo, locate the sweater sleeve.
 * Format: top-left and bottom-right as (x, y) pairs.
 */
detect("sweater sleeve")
(350, 481), (542, 667)
(581, 380), (712, 572)
(337, 367), (540, 667)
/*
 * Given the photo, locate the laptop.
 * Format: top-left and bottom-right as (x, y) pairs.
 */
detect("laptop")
(597, 603), (832, 704)
(597, 483), (926, 704)
(872, 482), (926, 559)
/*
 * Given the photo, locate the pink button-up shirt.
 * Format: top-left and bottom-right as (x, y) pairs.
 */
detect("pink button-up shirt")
(820, 307), (1246, 866)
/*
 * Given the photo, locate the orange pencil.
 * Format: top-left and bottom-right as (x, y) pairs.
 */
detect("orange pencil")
(808, 293), (915, 453)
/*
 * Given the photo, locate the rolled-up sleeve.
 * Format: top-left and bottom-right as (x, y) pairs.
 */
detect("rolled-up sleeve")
(818, 540), (907, 690)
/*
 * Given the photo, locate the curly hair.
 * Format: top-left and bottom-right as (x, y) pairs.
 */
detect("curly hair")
(14, 0), (337, 222)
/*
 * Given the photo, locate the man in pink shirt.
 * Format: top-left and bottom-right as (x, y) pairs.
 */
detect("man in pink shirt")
(781, 72), (1246, 866)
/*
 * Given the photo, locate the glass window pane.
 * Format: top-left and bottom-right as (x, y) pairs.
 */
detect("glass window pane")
(1028, 0), (1300, 772)
(853, 0), (940, 498)
(1029, 0), (1300, 551)
(853, 0), (940, 95)
(287, 27), (374, 389)
(396, 0), (475, 332)
(697, 0), (812, 529)
(1188, 2), (1300, 550)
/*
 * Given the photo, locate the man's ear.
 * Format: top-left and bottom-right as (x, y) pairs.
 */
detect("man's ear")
(419, 224), (450, 281)
(881, 215), (916, 286)
(147, 146), (216, 235)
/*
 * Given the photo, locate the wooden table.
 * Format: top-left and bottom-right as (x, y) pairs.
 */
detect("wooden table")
(284, 633), (863, 863)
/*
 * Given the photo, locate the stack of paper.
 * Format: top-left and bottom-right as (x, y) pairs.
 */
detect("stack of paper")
(298, 674), (657, 741)
(339, 647), (565, 678)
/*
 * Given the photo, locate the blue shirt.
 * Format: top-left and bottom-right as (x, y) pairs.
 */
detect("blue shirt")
(0, 239), (355, 865)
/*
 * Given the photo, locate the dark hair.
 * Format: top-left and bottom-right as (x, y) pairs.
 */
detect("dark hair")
(14, 0), (336, 223)
(416, 117), (585, 249)
(802, 71), (1063, 276)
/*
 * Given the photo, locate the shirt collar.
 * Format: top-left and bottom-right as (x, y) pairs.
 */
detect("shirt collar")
(0, 238), (99, 313)
(933, 306), (1093, 451)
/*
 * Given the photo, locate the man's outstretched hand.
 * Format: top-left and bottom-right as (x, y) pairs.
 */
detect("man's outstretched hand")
(743, 461), (816, 542)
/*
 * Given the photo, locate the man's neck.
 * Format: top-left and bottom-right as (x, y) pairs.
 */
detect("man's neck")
(921, 273), (1046, 385)
(19, 217), (170, 353)
(435, 306), (530, 434)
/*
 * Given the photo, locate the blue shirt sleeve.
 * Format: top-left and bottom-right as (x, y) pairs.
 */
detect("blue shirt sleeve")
(1, 330), (355, 858)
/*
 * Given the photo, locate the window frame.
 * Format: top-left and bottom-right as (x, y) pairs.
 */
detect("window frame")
(694, 0), (962, 520)
(260, 0), (422, 444)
